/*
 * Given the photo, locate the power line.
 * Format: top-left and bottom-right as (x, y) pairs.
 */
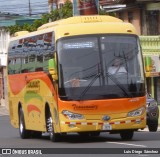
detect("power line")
(0, 0), (48, 15)
(0, 3), (48, 9)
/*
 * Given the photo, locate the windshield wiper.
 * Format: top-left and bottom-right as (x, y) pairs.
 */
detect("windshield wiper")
(78, 72), (102, 100)
(106, 72), (131, 97)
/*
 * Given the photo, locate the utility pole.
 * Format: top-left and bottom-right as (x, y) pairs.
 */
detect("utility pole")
(48, 0), (53, 14)
(48, 0), (53, 22)
(28, 0), (32, 16)
(48, 0), (58, 22)
(48, 0), (58, 13)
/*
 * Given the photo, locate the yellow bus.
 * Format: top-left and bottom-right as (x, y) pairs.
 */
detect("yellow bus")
(7, 15), (146, 142)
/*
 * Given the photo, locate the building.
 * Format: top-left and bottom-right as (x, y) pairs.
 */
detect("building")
(112, 0), (160, 36)
(0, 29), (10, 106)
(140, 36), (160, 103)
(0, 12), (41, 27)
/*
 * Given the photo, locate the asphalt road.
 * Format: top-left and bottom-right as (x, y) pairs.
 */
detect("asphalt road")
(0, 116), (160, 157)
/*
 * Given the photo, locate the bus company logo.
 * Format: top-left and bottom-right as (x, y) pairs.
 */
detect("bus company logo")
(27, 80), (40, 89)
(27, 80), (40, 92)
(129, 98), (140, 102)
(102, 115), (110, 121)
(72, 104), (98, 110)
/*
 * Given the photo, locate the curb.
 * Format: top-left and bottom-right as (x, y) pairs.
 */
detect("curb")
(139, 127), (160, 132)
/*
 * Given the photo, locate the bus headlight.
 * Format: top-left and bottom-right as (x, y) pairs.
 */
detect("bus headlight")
(128, 107), (145, 117)
(62, 110), (84, 120)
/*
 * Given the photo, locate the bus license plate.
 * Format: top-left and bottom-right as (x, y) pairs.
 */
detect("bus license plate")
(102, 124), (112, 130)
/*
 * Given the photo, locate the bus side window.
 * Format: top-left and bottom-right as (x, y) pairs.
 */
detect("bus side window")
(21, 69), (29, 73)
(8, 59), (15, 74)
(35, 32), (54, 72)
(14, 58), (22, 74)
(36, 54), (43, 72)
(35, 67), (43, 71)
(28, 54), (36, 72)
(8, 41), (16, 74)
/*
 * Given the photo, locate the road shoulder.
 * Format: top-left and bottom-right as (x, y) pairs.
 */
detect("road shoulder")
(0, 106), (9, 116)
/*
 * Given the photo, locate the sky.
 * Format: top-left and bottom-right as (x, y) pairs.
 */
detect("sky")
(0, 0), (48, 15)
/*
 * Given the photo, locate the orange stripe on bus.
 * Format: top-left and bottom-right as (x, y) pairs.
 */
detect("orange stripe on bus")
(8, 72), (56, 96)
(27, 104), (41, 115)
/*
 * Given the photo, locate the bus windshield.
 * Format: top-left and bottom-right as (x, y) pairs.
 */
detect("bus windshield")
(57, 34), (145, 101)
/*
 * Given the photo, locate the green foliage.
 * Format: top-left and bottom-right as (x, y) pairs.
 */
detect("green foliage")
(47, 0), (73, 21)
(6, 24), (23, 35)
(107, 12), (116, 17)
(99, 9), (107, 15)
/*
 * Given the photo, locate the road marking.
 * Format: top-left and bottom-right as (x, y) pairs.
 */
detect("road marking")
(107, 142), (147, 147)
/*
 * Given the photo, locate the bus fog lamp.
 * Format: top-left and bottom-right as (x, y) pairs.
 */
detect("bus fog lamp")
(62, 110), (84, 120)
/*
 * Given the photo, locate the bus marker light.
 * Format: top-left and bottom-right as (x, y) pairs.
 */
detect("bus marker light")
(64, 32), (70, 36)
(127, 29), (132, 33)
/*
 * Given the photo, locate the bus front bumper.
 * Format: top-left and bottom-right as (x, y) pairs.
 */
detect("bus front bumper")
(59, 116), (146, 133)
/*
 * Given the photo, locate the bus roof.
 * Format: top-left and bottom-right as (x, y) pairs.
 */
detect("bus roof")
(12, 15), (137, 40)
(37, 15), (123, 30)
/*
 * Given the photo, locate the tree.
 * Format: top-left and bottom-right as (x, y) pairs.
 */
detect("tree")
(6, 24), (23, 36)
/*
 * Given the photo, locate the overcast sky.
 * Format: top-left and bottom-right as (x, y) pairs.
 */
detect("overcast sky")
(0, 0), (48, 15)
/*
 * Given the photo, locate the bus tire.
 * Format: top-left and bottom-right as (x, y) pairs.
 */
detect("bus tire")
(46, 111), (60, 142)
(120, 130), (134, 140)
(19, 108), (31, 139)
(148, 121), (158, 132)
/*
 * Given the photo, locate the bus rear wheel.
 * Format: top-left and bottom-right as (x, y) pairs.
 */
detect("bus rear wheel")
(46, 111), (60, 142)
(19, 108), (31, 139)
(120, 130), (134, 140)
(148, 121), (158, 132)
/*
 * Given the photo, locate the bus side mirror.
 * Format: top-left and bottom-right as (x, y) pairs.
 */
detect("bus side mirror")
(48, 59), (58, 81)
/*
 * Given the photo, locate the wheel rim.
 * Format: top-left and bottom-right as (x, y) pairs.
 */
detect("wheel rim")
(20, 121), (23, 134)
(19, 114), (24, 134)
(47, 115), (54, 138)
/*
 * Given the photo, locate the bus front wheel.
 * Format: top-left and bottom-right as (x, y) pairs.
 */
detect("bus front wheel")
(46, 111), (60, 142)
(19, 108), (31, 139)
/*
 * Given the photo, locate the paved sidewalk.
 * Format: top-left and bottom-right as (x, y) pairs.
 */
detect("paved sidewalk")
(0, 105), (9, 116)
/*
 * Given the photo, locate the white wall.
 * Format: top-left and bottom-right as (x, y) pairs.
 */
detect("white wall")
(0, 29), (10, 66)
(0, 29), (10, 107)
